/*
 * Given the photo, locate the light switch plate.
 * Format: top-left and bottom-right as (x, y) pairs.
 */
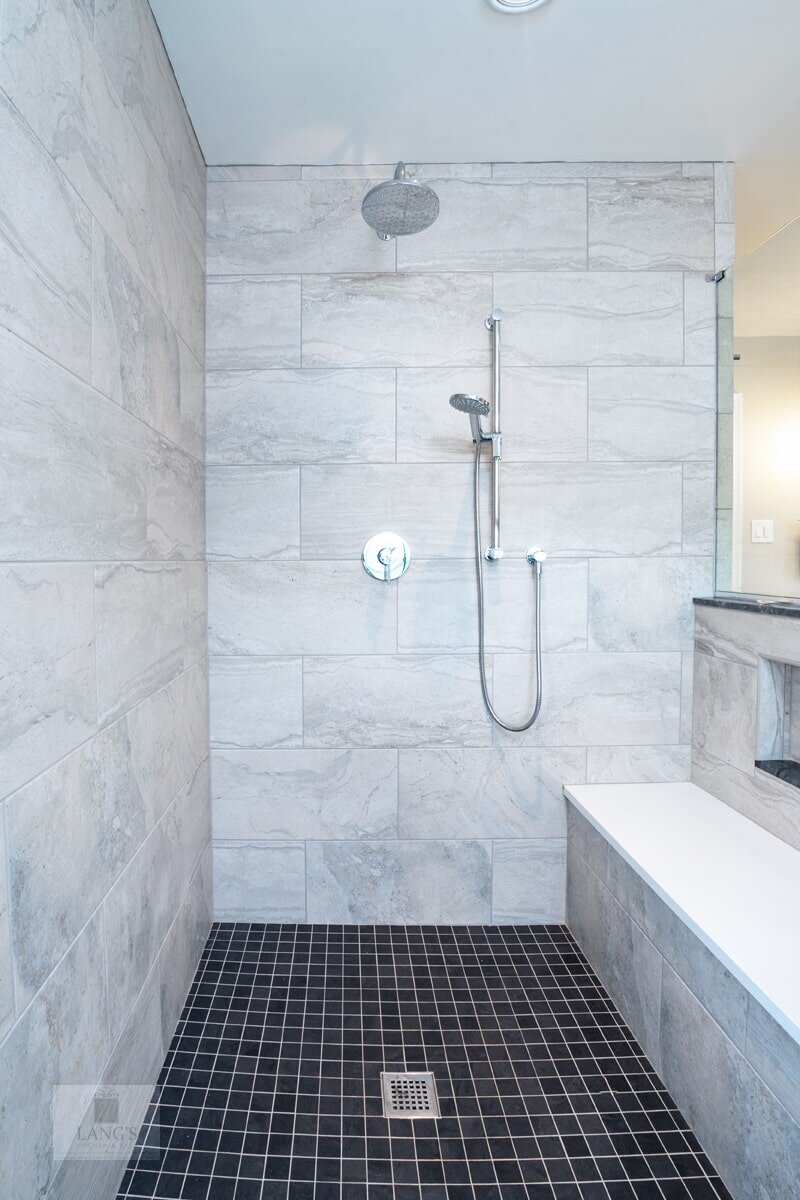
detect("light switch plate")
(751, 519), (774, 544)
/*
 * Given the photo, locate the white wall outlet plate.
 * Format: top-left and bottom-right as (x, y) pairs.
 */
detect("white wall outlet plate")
(751, 519), (774, 544)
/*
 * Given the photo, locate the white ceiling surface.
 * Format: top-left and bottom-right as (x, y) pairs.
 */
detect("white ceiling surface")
(150, 0), (800, 256)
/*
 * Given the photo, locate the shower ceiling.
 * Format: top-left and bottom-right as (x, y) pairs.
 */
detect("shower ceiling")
(151, 0), (800, 255)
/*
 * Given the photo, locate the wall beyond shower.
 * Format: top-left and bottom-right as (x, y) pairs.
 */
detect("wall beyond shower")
(206, 160), (732, 924)
(0, 1), (209, 1197)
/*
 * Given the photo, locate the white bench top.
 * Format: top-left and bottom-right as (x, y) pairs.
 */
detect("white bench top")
(564, 781), (800, 1044)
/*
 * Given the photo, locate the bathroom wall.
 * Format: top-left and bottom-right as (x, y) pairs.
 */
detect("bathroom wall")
(0, 2), (209, 1197)
(207, 160), (732, 923)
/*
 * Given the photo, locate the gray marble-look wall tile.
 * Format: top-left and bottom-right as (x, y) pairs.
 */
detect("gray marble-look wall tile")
(567, 804), (609, 881)
(212, 749), (398, 840)
(146, 432), (205, 559)
(0, 90), (91, 379)
(208, 561), (396, 655)
(0, 565), (96, 801)
(398, 557), (588, 654)
(694, 601), (800, 670)
(0, 803), (13, 1040)
(0, 910), (109, 1200)
(301, 463), (475, 559)
(692, 744), (800, 853)
(92, 225), (181, 444)
(680, 650), (694, 745)
(397, 179), (587, 272)
(493, 272), (684, 366)
(146, 162), (204, 362)
(206, 465), (299, 559)
(396, 366), (588, 463)
(588, 557), (713, 651)
(306, 840), (491, 923)
(684, 273), (717, 366)
(179, 117), (206, 270)
(94, 0), (183, 208)
(756, 657), (786, 760)
(6, 721), (147, 1004)
(302, 163), (492, 182)
(588, 366), (715, 461)
(303, 655), (492, 748)
(491, 839), (566, 923)
(206, 276), (301, 369)
(158, 844), (212, 1051)
(0, 327), (149, 561)
(586, 744), (691, 783)
(207, 179), (396, 274)
(682, 462), (715, 556)
(492, 163), (684, 181)
(210, 657), (302, 750)
(493, 651), (682, 747)
(301, 273), (492, 367)
(745, 997), (800, 1126)
(692, 650), (757, 774)
(207, 368), (396, 465)
(715, 222), (736, 272)
(714, 163), (735, 224)
(214, 841), (306, 921)
(588, 177), (714, 270)
(502, 462), (683, 557)
(1, 0), (148, 276)
(208, 165), (302, 182)
(94, 563), (190, 725)
(398, 747), (585, 839)
(177, 338), (205, 464)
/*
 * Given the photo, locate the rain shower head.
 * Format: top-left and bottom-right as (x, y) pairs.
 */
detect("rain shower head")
(361, 163), (440, 241)
(449, 393), (490, 445)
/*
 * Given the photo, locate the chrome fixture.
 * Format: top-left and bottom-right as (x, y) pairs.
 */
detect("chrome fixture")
(485, 0), (552, 11)
(362, 532), (411, 582)
(361, 163), (440, 241)
(450, 314), (546, 732)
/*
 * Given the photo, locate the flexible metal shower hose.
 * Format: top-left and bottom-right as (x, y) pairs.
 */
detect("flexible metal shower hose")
(473, 442), (543, 732)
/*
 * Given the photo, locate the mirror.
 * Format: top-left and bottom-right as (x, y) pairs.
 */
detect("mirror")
(716, 215), (800, 599)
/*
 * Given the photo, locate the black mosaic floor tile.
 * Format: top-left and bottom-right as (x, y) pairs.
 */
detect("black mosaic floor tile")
(117, 924), (733, 1200)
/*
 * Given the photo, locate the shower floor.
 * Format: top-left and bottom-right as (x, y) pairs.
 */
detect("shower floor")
(117, 924), (732, 1200)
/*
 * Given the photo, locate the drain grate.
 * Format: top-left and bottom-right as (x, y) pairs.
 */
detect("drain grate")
(380, 1071), (440, 1119)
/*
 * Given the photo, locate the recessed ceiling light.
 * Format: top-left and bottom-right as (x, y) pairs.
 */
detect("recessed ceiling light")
(485, 0), (551, 12)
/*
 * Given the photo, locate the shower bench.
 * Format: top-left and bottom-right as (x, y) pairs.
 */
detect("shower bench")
(563, 781), (800, 1200)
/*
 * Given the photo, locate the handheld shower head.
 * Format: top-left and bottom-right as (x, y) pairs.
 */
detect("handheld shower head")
(449, 393), (490, 444)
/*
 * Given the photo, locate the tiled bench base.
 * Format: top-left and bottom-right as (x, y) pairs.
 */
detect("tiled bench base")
(566, 804), (800, 1200)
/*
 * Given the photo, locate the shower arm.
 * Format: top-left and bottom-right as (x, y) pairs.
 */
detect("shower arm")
(485, 310), (504, 560)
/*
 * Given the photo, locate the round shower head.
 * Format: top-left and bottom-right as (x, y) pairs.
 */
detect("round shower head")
(361, 162), (440, 241)
(449, 393), (490, 416)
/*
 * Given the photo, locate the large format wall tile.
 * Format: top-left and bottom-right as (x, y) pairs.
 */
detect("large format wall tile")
(0, 803), (13, 1040)
(692, 650), (757, 775)
(0, 565), (96, 800)
(214, 841), (306, 921)
(1, 0), (148, 276)
(0, 91), (91, 379)
(210, 657), (303, 750)
(588, 177), (715, 270)
(502, 462), (683, 557)
(588, 366), (715, 461)
(207, 465), (299, 559)
(493, 652), (682, 746)
(301, 464), (476, 558)
(306, 840), (492, 923)
(397, 179), (587, 272)
(396, 366), (588, 463)
(212, 749), (398, 840)
(303, 655), (493, 747)
(0, 328), (149, 561)
(206, 276), (301, 369)
(146, 162), (204, 361)
(494, 272), (684, 366)
(207, 368), (397, 464)
(397, 557), (588, 654)
(207, 179), (396, 274)
(146, 433), (205, 559)
(586, 744), (691, 783)
(492, 840), (567, 923)
(301, 273), (492, 367)
(399, 747), (585, 839)
(588, 557), (713, 652)
(208, 561), (396, 655)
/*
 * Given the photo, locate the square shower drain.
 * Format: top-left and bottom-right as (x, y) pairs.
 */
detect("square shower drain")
(380, 1071), (440, 1119)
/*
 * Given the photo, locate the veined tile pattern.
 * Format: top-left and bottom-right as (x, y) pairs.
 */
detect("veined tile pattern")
(207, 159), (729, 922)
(0, 4), (209, 1199)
